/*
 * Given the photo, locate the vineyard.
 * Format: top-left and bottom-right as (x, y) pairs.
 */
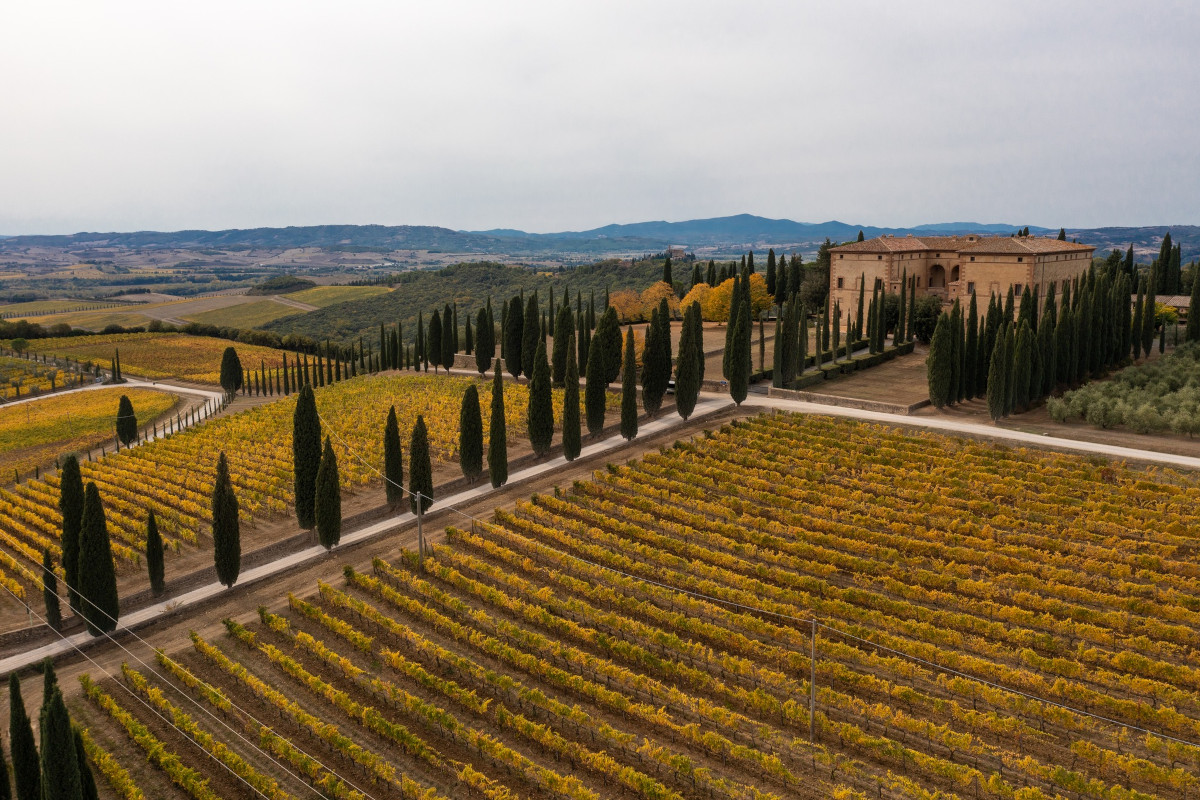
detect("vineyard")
(0, 373), (617, 601)
(0, 386), (179, 477)
(13, 333), (292, 384)
(69, 413), (1200, 799)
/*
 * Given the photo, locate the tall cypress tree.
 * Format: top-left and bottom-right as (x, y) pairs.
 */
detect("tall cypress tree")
(552, 303), (573, 387)
(58, 454), (84, 615)
(441, 303), (455, 371)
(464, 314), (474, 357)
(146, 510), (164, 596)
(662, 255), (673, 287)
(527, 340), (553, 457)
(522, 292), (541, 379)
(1142, 268), (1157, 356)
(987, 325), (1010, 421)
(76, 483), (118, 634)
(505, 296), (523, 378)
(728, 306), (750, 406)
(459, 384), (483, 482)
(964, 293), (979, 401)
(562, 335), (581, 462)
(475, 308), (494, 374)
(314, 436), (341, 551)
(765, 249), (777, 297)
(723, 273), (740, 379)
(1037, 312), (1057, 398)
(488, 366), (508, 488)
(9, 674), (38, 800)
(212, 453), (240, 588)
(948, 303), (962, 404)
(1013, 321), (1034, 411)
(620, 328), (638, 440)
(584, 332), (607, 436)
(383, 406), (403, 506)
(115, 394), (137, 447)
(598, 306), (622, 385)
(641, 302), (671, 416)
(292, 384), (321, 530)
(675, 301), (702, 419)
(409, 415), (433, 514)
(41, 549), (60, 631)
(38, 688), (81, 800)
(428, 308), (443, 373)
(1188, 267), (1200, 342)
(73, 727), (99, 800)
(927, 313), (953, 409)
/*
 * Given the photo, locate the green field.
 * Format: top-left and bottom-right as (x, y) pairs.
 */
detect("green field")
(182, 299), (301, 328)
(0, 298), (126, 318)
(287, 284), (391, 307)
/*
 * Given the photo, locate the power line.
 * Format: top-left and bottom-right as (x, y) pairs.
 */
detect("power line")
(10, 563), (381, 800)
(318, 407), (1200, 752)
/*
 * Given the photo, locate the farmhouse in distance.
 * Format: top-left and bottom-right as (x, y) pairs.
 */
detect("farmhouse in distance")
(828, 232), (1095, 311)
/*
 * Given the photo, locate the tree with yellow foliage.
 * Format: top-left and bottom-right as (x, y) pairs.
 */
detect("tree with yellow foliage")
(640, 282), (680, 320)
(608, 289), (644, 324)
(698, 273), (771, 323)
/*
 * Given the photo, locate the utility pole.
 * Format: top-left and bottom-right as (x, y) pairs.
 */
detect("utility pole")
(416, 492), (425, 569)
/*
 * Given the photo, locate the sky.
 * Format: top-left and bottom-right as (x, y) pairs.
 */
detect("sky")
(2, 1), (1198, 235)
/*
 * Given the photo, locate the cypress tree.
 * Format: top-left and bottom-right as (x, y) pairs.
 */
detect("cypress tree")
(416, 311), (425, 371)
(464, 314), (474, 356)
(73, 727), (99, 800)
(675, 301), (702, 419)
(692, 263), (702, 288)
(383, 406), (403, 506)
(314, 436), (341, 551)
(115, 394), (137, 447)
(728, 306), (750, 406)
(707, 260), (717, 287)
(475, 308), (494, 374)
(641, 302), (671, 416)
(1003, 325), (1018, 415)
(663, 255), (673, 286)
(409, 415), (433, 514)
(723, 273), (740, 379)
(765, 249), (777, 297)
(9, 674), (38, 800)
(58, 455), (83, 615)
(146, 510), (164, 596)
(1056, 307), (1075, 388)
(488, 365), (508, 488)
(987, 325), (1009, 421)
(562, 335), (581, 461)
(552, 303), (573, 386)
(584, 332), (607, 436)
(1188, 267), (1200, 342)
(1037, 312), (1056, 398)
(292, 384), (321, 530)
(948, 303), (962, 404)
(41, 549), (60, 631)
(113, 349), (121, 382)
(897, 269), (907, 347)
(505, 296), (523, 378)
(428, 308), (443, 373)
(1142, 268), (1157, 356)
(77, 483), (118, 634)
(527, 340), (553, 457)
(1132, 277), (1145, 359)
(282, 353), (291, 395)
(964, 292), (979, 400)
(459, 384), (483, 482)
(927, 313), (953, 409)
(522, 292), (540, 379)
(441, 303), (455, 370)
(906, 276), (917, 342)
(38, 688), (81, 800)
(453, 303), (460, 353)
(1013, 321), (1033, 411)
(620, 328), (639, 440)
(598, 306), (622, 385)
(212, 453), (240, 588)
(1004, 285), (1015, 322)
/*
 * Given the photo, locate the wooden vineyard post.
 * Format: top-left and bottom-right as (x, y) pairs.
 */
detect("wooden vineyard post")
(810, 619), (816, 744)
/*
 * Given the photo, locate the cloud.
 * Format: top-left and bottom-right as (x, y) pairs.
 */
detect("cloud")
(1, 1), (1197, 234)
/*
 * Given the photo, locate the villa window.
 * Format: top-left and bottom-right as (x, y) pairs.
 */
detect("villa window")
(837, 277), (844, 289)
(878, 255), (883, 260)
(967, 282), (976, 294)
(970, 256), (975, 262)
(1017, 256), (1024, 262)
(1014, 283), (1023, 294)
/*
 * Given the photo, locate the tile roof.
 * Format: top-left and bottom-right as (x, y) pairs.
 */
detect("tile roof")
(830, 235), (1094, 256)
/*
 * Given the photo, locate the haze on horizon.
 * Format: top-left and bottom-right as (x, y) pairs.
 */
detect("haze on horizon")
(2, 1), (1198, 237)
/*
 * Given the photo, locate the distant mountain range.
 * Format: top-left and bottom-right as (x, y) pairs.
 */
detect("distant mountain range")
(0, 215), (1193, 259)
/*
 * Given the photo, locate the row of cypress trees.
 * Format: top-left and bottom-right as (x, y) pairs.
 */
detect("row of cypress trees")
(927, 262), (1146, 418)
(52, 456), (118, 636)
(6, 661), (99, 800)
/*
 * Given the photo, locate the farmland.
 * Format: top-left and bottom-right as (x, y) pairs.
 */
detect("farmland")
(181, 299), (303, 328)
(14, 332), (291, 384)
(287, 284), (392, 307)
(0, 386), (179, 478)
(66, 413), (1200, 800)
(0, 373), (619, 603)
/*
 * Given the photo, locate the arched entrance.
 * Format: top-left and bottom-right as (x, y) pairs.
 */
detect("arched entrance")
(929, 264), (946, 288)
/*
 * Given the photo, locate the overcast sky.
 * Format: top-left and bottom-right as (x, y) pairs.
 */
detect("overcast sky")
(2, 1), (1197, 235)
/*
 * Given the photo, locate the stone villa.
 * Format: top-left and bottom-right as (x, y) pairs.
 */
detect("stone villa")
(827, 234), (1095, 313)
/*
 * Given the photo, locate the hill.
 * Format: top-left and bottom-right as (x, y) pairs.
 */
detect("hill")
(262, 259), (664, 345)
